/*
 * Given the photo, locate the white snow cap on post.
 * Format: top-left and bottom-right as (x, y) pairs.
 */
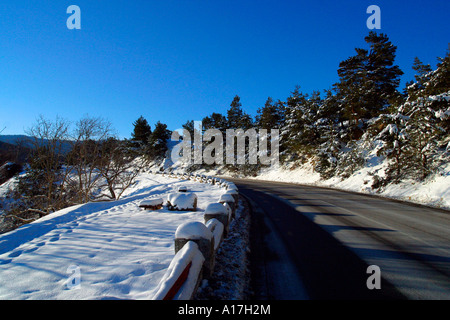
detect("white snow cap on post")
(204, 203), (228, 215)
(219, 193), (235, 204)
(226, 183), (238, 191)
(225, 188), (238, 195)
(175, 221), (212, 241)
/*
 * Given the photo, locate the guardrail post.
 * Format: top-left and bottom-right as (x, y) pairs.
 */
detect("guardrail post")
(175, 222), (215, 278)
(224, 188), (239, 204)
(219, 193), (236, 219)
(204, 203), (229, 238)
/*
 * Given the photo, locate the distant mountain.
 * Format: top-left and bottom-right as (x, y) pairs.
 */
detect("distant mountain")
(0, 135), (32, 146)
(0, 140), (30, 165)
(0, 135), (72, 154)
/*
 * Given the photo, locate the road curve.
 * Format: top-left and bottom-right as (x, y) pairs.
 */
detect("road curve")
(228, 178), (450, 300)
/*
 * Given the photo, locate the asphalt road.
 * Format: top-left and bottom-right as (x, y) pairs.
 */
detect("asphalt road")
(228, 178), (450, 300)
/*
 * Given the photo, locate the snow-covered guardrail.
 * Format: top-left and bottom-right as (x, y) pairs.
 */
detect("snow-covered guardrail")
(152, 241), (205, 300)
(151, 173), (238, 300)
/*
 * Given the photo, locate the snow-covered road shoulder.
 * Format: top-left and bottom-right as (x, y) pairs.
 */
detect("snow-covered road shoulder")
(0, 173), (225, 300)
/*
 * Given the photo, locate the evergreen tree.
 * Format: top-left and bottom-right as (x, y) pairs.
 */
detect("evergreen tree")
(147, 121), (171, 160)
(336, 32), (403, 130)
(281, 87), (322, 161)
(256, 97), (285, 129)
(131, 116), (152, 148)
(365, 32), (404, 110)
(337, 48), (370, 125)
(412, 57), (432, 82)
(280, 86), (308, 160)
(226, 95), (253, 130)
(405, 57), (432, 100)
(202, 112), (227, 131)
(426, 49), (450, 96)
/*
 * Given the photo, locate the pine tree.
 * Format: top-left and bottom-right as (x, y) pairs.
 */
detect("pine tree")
(131, 116), (152, 148)
(147, 121), (171, 160)
(255, 97), (285, 129)
(315, 92), (341, 179)
(426, 49), (450, 96)
(336, 32), (403, 137)
(226, 95), (253, 130)
(281, 87), (323, 161)
(405, 57), (433, 100)
(365, 32), (404, 111)
(202, 112), (227, 132)
(281, 86), (308, 161)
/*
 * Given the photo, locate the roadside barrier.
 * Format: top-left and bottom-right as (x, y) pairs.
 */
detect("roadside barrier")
(151, 172), (238, 300)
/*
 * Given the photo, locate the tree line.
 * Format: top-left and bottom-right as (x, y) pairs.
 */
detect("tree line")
(138, 32), (448, 184)
(2, 31), (448, 232)
(128, 32), (449, 182)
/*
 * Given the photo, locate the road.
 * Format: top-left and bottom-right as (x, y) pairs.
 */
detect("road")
(228, 178), (450, 300)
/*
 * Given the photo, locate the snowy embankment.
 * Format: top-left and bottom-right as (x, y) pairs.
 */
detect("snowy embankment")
(251, 159), (450, 210)
(0, 173), (226, 300)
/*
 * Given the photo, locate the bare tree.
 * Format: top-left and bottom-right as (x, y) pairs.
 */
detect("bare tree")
(25, 115), (70, 213)
(4, 116), (70, 230)
(68, 115), (114, 203)
(96, 138), (141, 200)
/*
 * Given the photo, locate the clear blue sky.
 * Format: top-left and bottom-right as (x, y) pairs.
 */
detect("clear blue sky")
(1, 0), (449, 138)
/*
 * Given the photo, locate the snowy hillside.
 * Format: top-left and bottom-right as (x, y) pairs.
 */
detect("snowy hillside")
(250, 160), (450, 210)
(160, 141), (450, 210)
(0, 172), (225, 299)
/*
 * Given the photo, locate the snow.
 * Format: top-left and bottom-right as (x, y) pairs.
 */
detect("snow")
(167, 192), (198, 211)
(204, 203), (228, 215)
(152, 241), (205, 300)
(250, 159), (450, 210)
(205, 218), (224, 251)
(175, 221), (212, 241)
(139, 198), (163, 207)
(219, 194), (235, 204)
(194, 196), (251, 300)
(224, 188), (238, 196)
(0, 172), (225, 300)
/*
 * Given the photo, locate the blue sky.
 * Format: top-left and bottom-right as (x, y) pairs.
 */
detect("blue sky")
(0, 0), (449, 139)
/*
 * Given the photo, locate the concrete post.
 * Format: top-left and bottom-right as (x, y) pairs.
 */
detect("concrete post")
(219, 194), (236, 218)
(204, 203), (229, 237)
(224, 188), (239, 205)
(174, 221), (215, 278)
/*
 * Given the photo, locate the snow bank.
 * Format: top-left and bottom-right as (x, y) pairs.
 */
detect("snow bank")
(0, 172), (224, 300)
(250, 160), (450, 210)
